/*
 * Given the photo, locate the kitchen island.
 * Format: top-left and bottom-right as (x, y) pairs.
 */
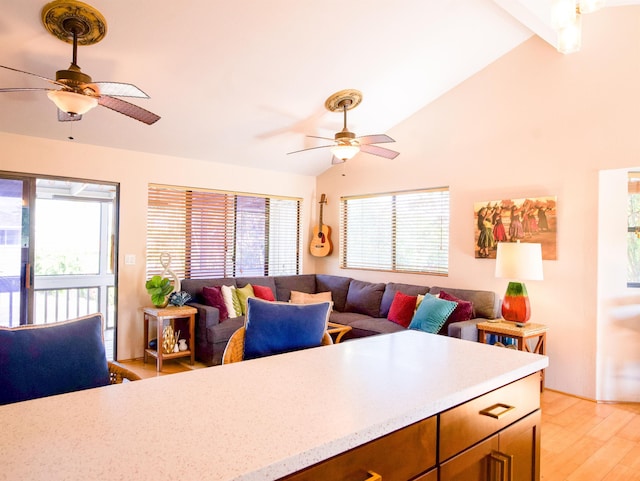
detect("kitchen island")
(0, 330), (548, 480)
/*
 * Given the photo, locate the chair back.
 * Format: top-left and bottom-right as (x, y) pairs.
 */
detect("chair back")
(222, 298), (333, 364)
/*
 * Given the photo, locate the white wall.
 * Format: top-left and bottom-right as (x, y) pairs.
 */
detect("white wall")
(0, 131), (317, 360)
(316, 6), (640, 400)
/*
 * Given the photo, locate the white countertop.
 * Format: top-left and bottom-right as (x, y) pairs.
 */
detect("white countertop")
(0, 330), (548, 481)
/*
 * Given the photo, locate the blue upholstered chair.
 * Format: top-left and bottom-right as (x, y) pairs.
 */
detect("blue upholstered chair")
(0, 313), (140, 405)
(222, 298), (332, 364)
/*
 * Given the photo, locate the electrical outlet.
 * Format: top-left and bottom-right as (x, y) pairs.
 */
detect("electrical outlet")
(124, 254), (136, 265)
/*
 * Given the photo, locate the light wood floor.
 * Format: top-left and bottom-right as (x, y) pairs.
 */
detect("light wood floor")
(121, 359), (640, 480)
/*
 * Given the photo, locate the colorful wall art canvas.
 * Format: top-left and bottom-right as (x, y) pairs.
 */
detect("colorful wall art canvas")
(474, 196), (557, 260)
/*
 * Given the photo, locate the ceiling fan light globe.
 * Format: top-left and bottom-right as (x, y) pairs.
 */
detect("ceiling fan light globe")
(331, 144), (360, 161)
(47, 90), (98, 115)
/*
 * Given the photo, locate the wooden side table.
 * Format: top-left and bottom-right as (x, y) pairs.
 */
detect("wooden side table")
(477, 320), (548, 391)
(143, 305), (196, 371)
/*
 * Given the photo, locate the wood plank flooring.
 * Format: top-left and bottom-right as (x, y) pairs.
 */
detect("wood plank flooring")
(121, 359), (640, 480)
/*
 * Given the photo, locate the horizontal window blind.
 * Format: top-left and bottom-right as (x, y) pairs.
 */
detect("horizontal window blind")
(340, 187), (449, 275)
(147, 185), (300, 280)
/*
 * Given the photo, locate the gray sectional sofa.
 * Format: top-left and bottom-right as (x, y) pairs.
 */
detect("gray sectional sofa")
(181, 274), (501, 366)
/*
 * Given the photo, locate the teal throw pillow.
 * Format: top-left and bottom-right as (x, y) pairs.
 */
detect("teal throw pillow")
(408, 294), (457, 334)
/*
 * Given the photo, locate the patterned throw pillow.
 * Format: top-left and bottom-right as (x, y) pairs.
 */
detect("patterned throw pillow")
(202, 285), (229, 321)
(408, 294), (457, 334)
(437, 290), (474, 335)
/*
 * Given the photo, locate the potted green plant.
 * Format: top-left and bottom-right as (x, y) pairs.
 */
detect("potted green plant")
(145, 275), (174, 307)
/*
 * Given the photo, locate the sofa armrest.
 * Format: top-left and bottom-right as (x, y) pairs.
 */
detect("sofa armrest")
(187, 302), (220, 327)
(447, 318), (486, 342)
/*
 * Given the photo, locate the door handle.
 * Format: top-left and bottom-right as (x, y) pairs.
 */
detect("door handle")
(487, 450), (513, 481)
(24, 262), (31, 289)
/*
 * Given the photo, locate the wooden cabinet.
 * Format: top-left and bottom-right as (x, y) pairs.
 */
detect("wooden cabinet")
(440, 410), (540, 481)
(281, 373), (541, 481)
(282, 417), (437, 481)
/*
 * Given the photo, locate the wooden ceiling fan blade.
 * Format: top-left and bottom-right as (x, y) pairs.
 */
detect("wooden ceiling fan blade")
(57, 109), (82, 122)
(287, 144), (333, 155)
(97, 95), (160, 125)
(0, 64), (63, 87)
(356, 134), (395, 145)
(92, 82), (149, 98)
(0, 87), (50, 93)
(307, 135), (337, 142)
(359, 144), (400, 159)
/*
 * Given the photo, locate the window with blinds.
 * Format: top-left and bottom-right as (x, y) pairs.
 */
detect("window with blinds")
(147, 185), (301, 280)
(340, 187), (449, 275)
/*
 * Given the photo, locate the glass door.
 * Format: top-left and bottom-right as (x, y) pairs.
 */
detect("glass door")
(0, 174), (118, 360)
(0, 176), (32, 327)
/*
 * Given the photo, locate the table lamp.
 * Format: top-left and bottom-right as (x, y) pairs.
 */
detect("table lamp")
(494, 242), (543, 325)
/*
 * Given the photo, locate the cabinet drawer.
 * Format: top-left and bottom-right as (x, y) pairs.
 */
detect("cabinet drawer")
(439, 373), (540, 462)
(281, 416), (436, 481)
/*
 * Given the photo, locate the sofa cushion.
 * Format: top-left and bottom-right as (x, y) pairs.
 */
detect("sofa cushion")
(316, 275), (352, 312)
(344, 279), (385, 318)
(437, 289), (474, 334)
(273, 274), (316, 302)
(380, 283), (430, 318)
(429, 286), (500, 319)
(236, 277), (278, 298)
(290, 290), (332, 304)
(409, 294), (457, 334)
(202, 285), (229, 321)
(182, 278), (236, 304)
(243, 298), (330, 360)
(0, 314), (110, 405)
(387, 291), (418, 328)
(253, 284), (275, 301)
(349, 317), (407, 336)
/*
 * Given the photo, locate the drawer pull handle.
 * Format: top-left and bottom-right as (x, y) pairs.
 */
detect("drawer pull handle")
(487, 450), (513, 481)
(365, 471), (382, 481)
(479, 403), (515, 419)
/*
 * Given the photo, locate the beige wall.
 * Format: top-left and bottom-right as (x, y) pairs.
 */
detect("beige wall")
(0, 132), (317, 360)
(2, 6), (639, 401)
(317, 6), (640, 401)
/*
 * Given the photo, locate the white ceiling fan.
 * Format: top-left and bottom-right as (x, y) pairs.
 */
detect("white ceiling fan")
(287, 89), (399, 164)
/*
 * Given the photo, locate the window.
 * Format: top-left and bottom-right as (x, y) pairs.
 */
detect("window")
(340, 187), (449, 275)
(146, 185), (301, 280)
(627, 172), (640, 286)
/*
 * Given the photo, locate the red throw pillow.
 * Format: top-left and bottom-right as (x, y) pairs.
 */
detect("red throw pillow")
(437, 290), (474, 334)
(202, 286), (229, 321)
(253, 284), (275, 301)
(387, 291), (418, 328)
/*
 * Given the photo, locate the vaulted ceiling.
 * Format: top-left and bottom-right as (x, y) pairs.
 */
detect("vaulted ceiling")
(0, 1), (631, 176)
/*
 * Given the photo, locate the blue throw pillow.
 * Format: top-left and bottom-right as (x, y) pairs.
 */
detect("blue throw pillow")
(243, 297), (330, 360)
(0, 314), (110, 405)
(408, 294), (458, 334)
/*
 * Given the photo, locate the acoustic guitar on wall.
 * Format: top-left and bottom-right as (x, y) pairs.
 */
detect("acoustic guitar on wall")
(310, 194), (332, 257)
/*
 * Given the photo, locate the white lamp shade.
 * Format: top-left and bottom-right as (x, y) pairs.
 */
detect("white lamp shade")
(331, 144), (360, 161)
(495, 242), (543, 281)
(47, 90), (98, 115)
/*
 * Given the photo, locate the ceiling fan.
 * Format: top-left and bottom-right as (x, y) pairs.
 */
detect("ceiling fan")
(0, 0), (160, 125)
(287, 89), (399, 164)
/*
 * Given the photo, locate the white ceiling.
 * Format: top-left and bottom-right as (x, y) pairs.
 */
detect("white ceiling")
(0, 0), (621, 176)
